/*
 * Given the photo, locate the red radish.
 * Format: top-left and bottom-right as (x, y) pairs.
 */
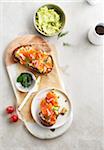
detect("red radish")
(10, 114), (18, 122)
(6, 106), (15, 114)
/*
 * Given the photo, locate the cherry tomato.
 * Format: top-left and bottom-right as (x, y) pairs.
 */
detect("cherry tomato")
(6, 106), (15, 114)
(10, 114), (18, 122)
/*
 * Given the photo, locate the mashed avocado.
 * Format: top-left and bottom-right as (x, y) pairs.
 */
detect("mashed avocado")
(35, 6), (62, 35)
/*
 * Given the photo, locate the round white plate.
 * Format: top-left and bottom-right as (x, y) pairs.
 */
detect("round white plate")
(24, 111), (73, 139)
(31, 88), (72, 129)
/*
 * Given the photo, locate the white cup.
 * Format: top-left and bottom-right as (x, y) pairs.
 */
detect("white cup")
(88, 23), (104, 46)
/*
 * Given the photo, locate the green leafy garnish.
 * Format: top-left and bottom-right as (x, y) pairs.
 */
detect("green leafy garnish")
(25, 58), (30, 64)
(17, 75), (23, 83)
(17, 73), (33, 88)
(63, 42), (71, 47)
(52, 106), (59, 111)
(57, 31), (69, 39)
(52, 106), (59, 115)
(43, 58), (48, 63)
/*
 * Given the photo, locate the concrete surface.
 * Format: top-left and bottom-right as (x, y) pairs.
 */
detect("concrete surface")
(0, 0), (103, 150)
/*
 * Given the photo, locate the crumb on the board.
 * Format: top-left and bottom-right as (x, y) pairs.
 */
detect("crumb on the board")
(65, 99), (68, 102)
(60, 107), (67, 115)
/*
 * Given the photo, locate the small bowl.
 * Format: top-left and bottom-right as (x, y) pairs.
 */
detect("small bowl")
(33, 4), (66, 37)
(31, 88), (72, 129)
(15, 71), (36, 93)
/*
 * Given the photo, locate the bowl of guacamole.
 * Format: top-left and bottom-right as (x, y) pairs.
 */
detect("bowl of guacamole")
(34, 4), (65, 36)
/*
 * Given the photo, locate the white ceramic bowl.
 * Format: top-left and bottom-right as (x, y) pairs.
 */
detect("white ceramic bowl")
(15, 71), (36, 93)
(31, 88), (72, 129)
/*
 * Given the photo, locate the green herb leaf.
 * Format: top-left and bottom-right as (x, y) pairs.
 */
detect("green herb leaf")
(63, 42), (71, 47)
(17, 75), (23, 83)
(58, 31), (69, 39)
(25, 57), (30, 63)
(17, 73), (33, 88)
(52, 106), (59, 111)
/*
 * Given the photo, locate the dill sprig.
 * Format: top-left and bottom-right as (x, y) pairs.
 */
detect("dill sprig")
(57, 31), (69, 39)
(63, 42), (71, 47)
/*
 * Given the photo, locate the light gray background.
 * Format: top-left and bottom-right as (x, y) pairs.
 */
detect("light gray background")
(0, 0), (103, 150)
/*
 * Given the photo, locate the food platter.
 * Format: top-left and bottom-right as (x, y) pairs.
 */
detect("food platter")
(5, 34), (73, 139)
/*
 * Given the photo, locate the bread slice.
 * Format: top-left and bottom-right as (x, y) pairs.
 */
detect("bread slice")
(39, 112), (56, 127)
(12, 45), (54, 74)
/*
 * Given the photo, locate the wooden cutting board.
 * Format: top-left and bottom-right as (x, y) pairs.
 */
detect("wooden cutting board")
(5, 35), (73, 139)
(5, 34), (65, 121)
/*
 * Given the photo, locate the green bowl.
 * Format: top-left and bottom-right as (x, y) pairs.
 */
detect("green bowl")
(34, 4), (66, 37)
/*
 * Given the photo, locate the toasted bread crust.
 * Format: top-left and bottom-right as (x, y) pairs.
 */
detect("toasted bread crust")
(12, 45), (54, 74)
(39, 112), (55, 127)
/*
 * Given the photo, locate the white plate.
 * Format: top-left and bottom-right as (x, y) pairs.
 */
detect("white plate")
(31, 88), (72, 129)
(24, 111), (73, 139)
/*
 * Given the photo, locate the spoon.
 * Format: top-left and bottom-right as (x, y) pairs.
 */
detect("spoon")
(18, 76), (41, 111)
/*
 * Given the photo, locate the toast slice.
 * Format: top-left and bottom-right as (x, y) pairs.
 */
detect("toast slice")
(39, 112), (57, 127)
(12, 45), (53, 74)
(39, 91), (60, 127)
